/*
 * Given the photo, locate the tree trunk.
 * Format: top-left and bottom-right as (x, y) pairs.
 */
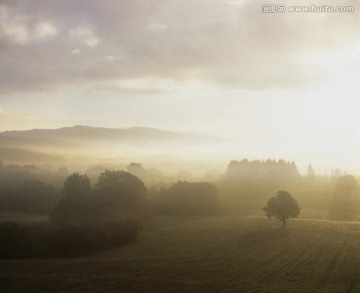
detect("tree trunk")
(282, 218), (286, 228)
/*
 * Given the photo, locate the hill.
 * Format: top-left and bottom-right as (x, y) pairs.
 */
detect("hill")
(0, 126), (229, 167)
(0, 125), (224, 147)
(0, 147), (66, 164)
(0, 215), (359, 292)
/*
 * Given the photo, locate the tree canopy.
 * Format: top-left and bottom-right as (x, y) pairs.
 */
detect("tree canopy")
(263, 190), (300, 227)
(63, 173), (91, 198)
(153, 181), (219, 215)
(51, 170), (147, 225)
(329, 175), (359, 220)
(95, 170), (147, 212)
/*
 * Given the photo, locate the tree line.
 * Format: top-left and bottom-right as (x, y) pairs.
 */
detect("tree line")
(0, 159), (359, 258)
(0, 168), (220, 258)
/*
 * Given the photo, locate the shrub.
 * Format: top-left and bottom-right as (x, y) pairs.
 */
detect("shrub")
(0, 222), (47, 258)
(0, 219), (141, 259)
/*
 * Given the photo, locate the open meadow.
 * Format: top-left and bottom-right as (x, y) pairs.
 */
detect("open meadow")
(1, 215), (360, 292)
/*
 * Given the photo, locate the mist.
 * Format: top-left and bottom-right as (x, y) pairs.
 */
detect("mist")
(1, 0), (360, 292)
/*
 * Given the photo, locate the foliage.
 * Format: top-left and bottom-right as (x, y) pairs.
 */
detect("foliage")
(49, 197), (101, 226)
(63, 172), (91, 198)
(50, 172), (94, 225)
(0, 180), (60, 212)
(127, 162), (147, 179)
(95, 170), (147, 212)
(0, 222), (47, 258)
(46, 225), (98, 257)
(220, 159), (301, 214)
(50, 170), (147, 226)
(0, 219), (141, 259)
(263, 190), (300, 227)
(153, 181), (219, 215)
(329, 175), (359, 220)
(0, 163), (69, 189)
(306, 164), (316, 178)
(225, 159), (300, 180)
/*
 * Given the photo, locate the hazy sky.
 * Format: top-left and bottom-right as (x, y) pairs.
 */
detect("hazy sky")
(0, 0), (359, 172)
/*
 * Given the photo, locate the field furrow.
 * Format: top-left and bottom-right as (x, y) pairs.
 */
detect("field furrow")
(2, 216), (360, 292)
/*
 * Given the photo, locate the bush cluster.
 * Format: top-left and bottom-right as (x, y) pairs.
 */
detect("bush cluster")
(0, 219), (141, 258)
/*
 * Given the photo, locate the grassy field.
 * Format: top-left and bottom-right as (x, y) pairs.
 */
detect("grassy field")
(1, 215), (360, 292)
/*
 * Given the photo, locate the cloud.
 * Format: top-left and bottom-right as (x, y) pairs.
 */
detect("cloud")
(0, 5), (58, 44)
(70, 48), (80, 54)
(36, 22), (58, 39)
(0, 5), (29, 44)
(147, 23), (167, 31)
(69, 25), (99, 47)
(0, 0), (359, 94)
(103, 55), (116, 60)
(0, 107), (36, 120)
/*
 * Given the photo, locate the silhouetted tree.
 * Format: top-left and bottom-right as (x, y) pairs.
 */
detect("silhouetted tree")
(0, 220), (142, 258)
(329, 175), (359, 220)
(263, 190), (300, 228)
(225, 159), (300, 180)
(331, 168), (344, 179)
(0, 180), (59, 212)
(20, 180), (59, 211)
(154, 181), (219, 215)
(50, 173), (94, 225)
(0, 164), (38, 188)
(63, 173), (91, 198)
(51, 170), (147, 225)
(0, 222), (47, 258)
(127, 162), (146, 180)
(50, 198), (101, 226)
(221, 159), (301, 214)
(95, 170), (147, 213)
(306, 164), (315, 179)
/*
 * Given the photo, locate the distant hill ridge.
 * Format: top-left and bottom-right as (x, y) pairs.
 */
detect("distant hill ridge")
(0, 125), (225, 146)
(0, 126), (229, 165)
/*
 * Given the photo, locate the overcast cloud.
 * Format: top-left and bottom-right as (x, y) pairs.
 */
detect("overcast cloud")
(0, 0), (359, 94)
(0, 0), (359, 173)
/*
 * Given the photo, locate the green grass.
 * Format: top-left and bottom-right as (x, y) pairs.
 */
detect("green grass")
(1, 215), (360, 292)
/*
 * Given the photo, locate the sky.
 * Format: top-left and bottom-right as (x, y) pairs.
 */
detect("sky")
(0, 0), (359, 173)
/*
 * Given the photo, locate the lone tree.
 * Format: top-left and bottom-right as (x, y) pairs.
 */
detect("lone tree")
(263, 190), (300, 228)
